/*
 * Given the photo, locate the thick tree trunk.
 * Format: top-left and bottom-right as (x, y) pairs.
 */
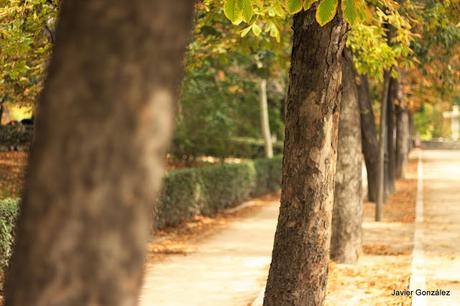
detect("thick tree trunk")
(263, 8), (347, 306)
(4, 1), (195, 306)
(376, 70), (391, 221)
(259, 79), (273, 158)
(330, 50), (363, 264)
(396, 105), (409, 178)
(0, 105), (3, 125)
(357, 75), (379, 202)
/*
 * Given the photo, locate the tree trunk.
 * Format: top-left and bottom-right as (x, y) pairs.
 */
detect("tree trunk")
(263, 8), (347, 306)
(395, 105), (409, 178)
(408, 111), (414, 152)
(357, 75), (379, 202)
(376, 70), (391, 221)
(259, 79), (273, 158)
(330, 50), (363, 264)
(4, 1), (195, 306)
(385, 77), (397, 194)
(0, 104), (3, 125)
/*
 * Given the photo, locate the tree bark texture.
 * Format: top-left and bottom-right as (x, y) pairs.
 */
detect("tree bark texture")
(263, 7), (347, 306)
(357, 75), (379, 202)
(260, 79), (274, 158)
(5, 1), (195, 306)
(330, 51), (363, 264)
(376, 70), (391, 221)
(396, 105), (409, 179)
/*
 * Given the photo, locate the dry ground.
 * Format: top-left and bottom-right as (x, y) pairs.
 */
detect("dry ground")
(0, 151), (27, 199)
(325, 158), (417, 306)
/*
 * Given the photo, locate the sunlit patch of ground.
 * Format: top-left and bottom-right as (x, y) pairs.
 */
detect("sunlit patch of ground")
(0, 151), (28, 199)
(140, 194), (280, 306)
(325, 158), (417, 306)
(327, 257), (411, 306)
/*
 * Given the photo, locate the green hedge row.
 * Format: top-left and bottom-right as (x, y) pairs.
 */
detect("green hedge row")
(170, 136), (284, 159)
(0, 156), (282, 270)
(226, 138), (284, 159)
(155, 156), (282, 228)
(0, 125), (33, 149)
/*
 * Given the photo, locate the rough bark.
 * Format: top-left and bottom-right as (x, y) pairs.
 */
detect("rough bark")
(263, 7), (347, 306)
(395, 105), (409, 178)
(357, 75), (379, 202)
(376, 70), (391, 221)
(330, 50), (363, 264)
(259, 79), (273, 158)
(4, 1), (195, 306)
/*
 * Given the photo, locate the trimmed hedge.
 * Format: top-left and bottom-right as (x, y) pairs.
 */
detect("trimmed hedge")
(155, 156), (282, 228)
(228, 138), (284, 159)
(0, 156), (282, 269)
(0, 125), (33, 150)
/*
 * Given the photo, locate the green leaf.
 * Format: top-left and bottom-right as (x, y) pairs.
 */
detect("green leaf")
(224, 0), (243, 24)
(252, 23), (262, 36)
(240, 25), (252, 37)
(316, 0), (338, 26)
(267, 22), (281, 42)
(342, 0), (363, 25)
(273, 1), (286, 17)
(304, 0), (318, 11)
(241, 0), (254, 22)
(286, 0), (303, 14)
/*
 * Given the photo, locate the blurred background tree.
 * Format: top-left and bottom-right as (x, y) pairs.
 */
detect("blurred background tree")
(0, 0), (58, 122)
(171, 0), (292, 161)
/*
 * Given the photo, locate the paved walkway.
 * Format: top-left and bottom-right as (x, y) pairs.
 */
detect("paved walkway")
(139, 202), (279, 306)
(414, 150), (460, 305)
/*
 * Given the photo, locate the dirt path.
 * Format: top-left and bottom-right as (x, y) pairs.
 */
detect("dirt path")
(139, 197), (279, 306)
(417, 150), (460, 305)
